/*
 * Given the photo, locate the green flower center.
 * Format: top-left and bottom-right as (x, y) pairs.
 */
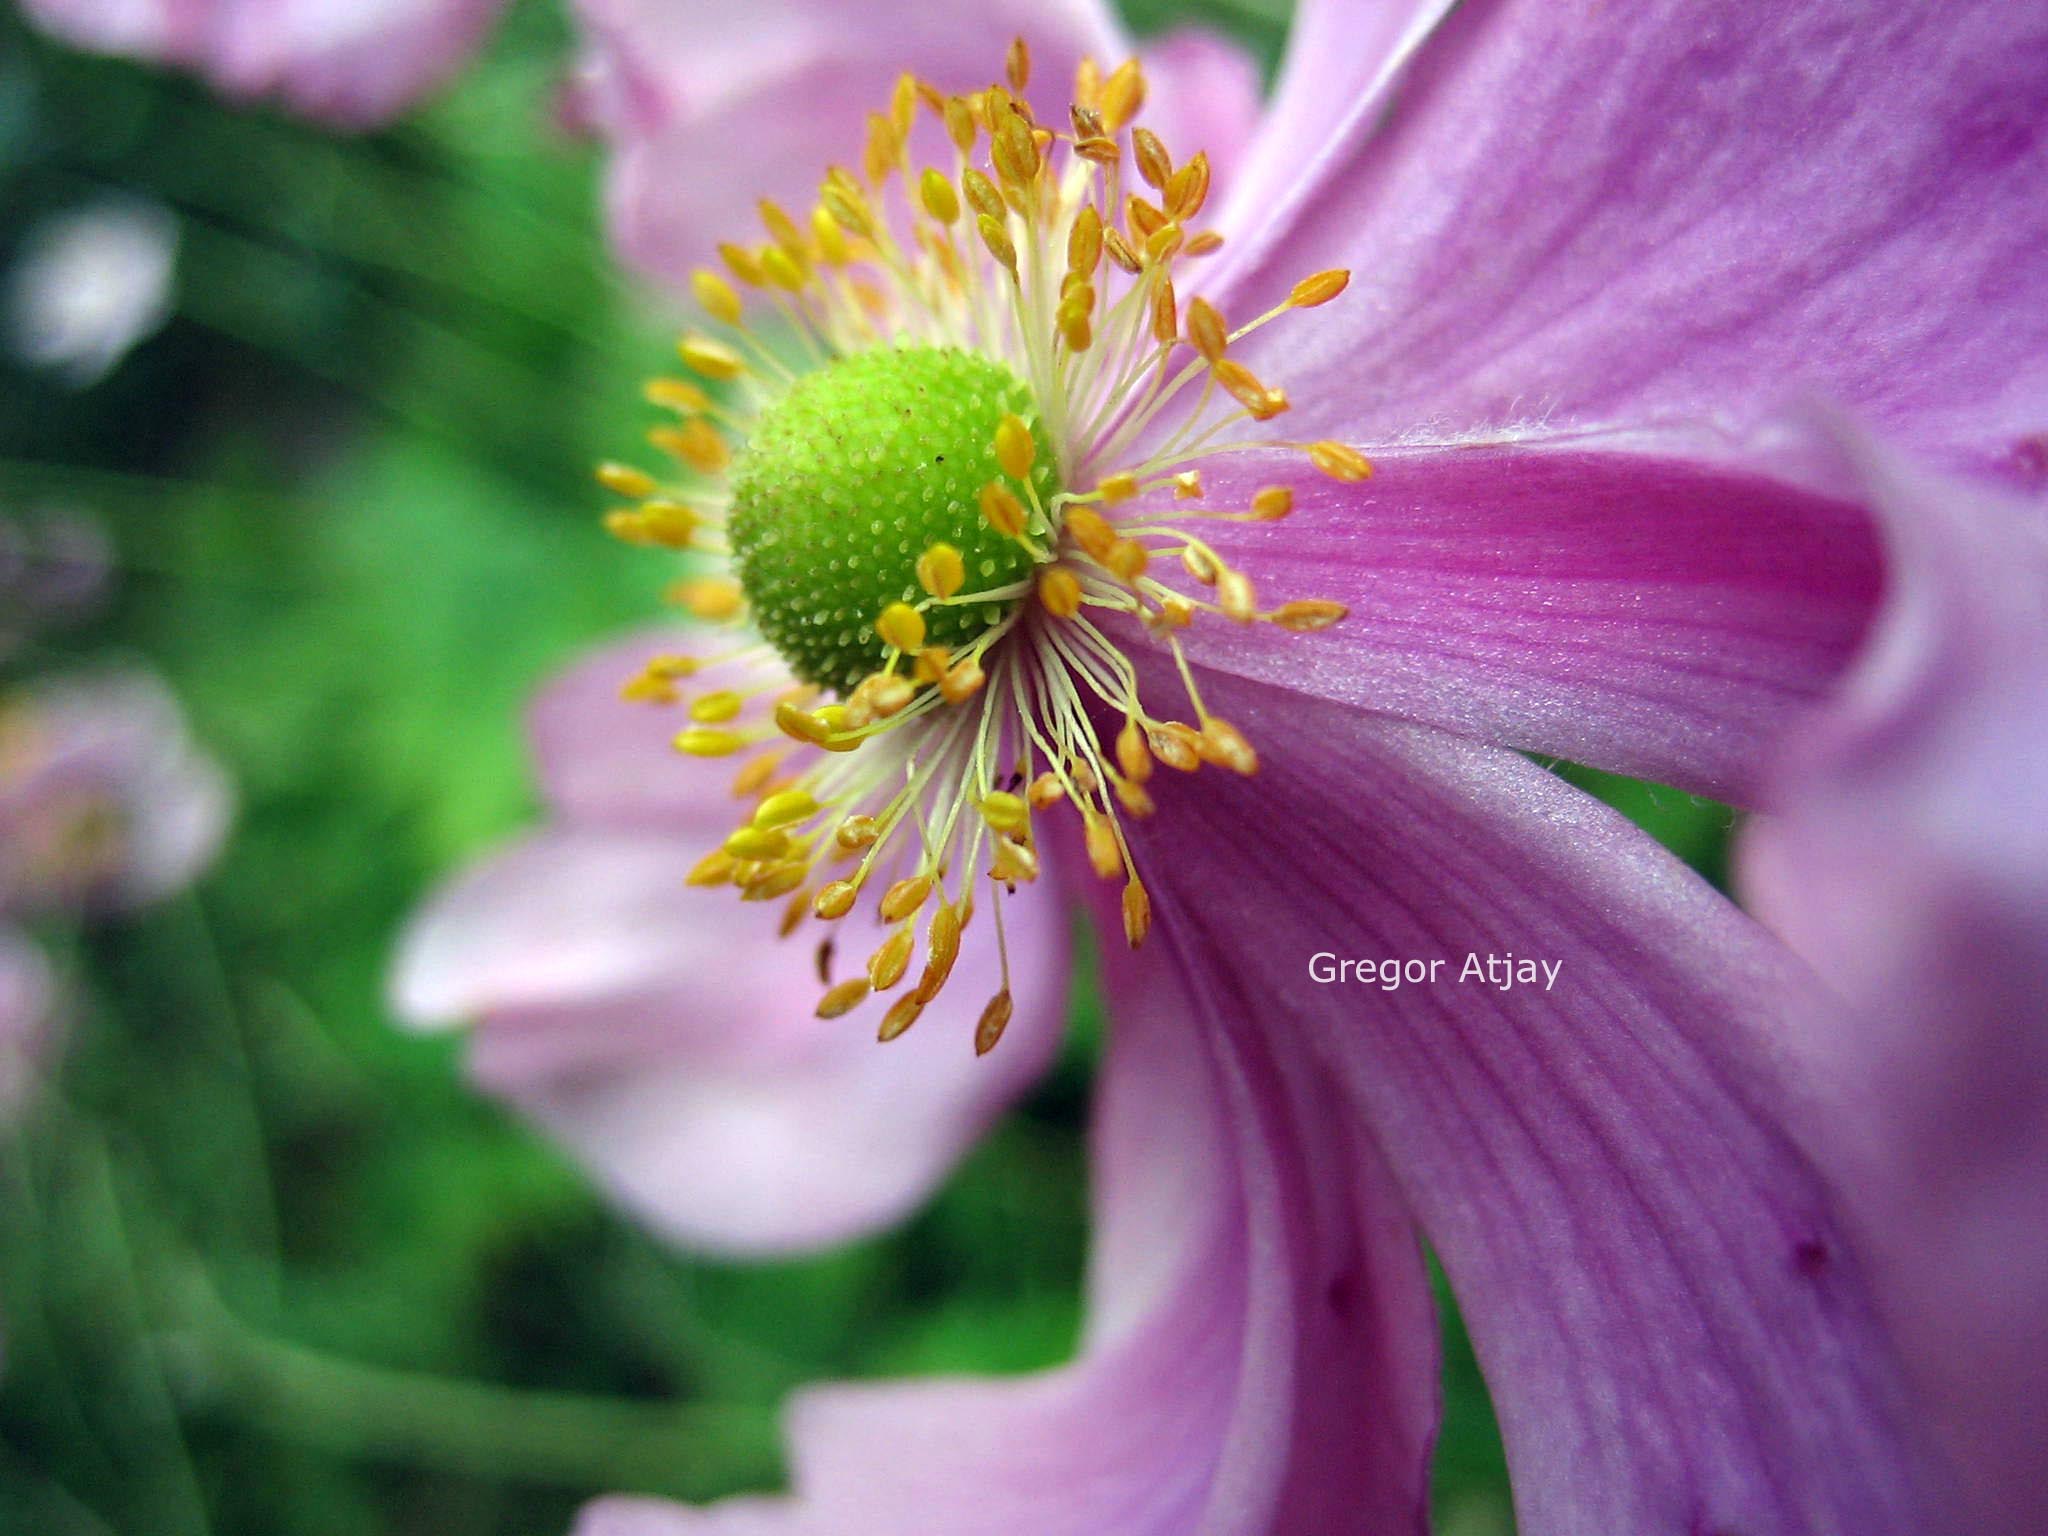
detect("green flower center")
(727, 345), (1058, 694)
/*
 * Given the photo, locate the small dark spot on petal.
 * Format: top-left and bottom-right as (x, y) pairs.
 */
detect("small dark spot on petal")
(2006, 434), (2048, 483)
(1326, 1270), (1358, 1320)
(1793, 1237), (1831, 1278)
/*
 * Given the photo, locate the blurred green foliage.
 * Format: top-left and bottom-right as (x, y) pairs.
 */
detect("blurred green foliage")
(0, 2), (1732, 1530)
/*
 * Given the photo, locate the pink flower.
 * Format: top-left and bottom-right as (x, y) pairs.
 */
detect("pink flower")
(397, 0), (2048, 1531)
(19, 0), (511, 128)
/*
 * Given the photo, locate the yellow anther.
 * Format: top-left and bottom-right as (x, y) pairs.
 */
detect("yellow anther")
(774, 699), (834, 746)
(1198, 717), (1259, 775)
(919, 168), (961, 225)
(761, 245), (808, 292)
(1039, 566), (1083, 619)
(1271, 599), (1350, 632)
(686, 849), (735, 886)
(754, 788), (819, 829)
(724, 825), (789, 861)
(1218, 568), (1258, 622)
(1074, 135), (1120, 165)
(1150, 278), (1178, 345)
(1309, 441), (1374, 482)
(810, 205), (850, 264)
(718, 241), (765, 286)
(1184, 230), (1225, 257)
(1099, 58), (1145, 131)
(1144, 223), (1184, 265)
(1005, 35), (1030, 92)
(1067, 205), (1103, 277)
(835, 814), (880, 850)
(644, 377), (711, 413)
(817, 978), (871, 1019)
(1073, 58), (1103, 114)
(814, 879), (858, 919)
(1026, 772), (1065, 809)
(740, 862), (806, 902)
(1174, 471), (1204, 499)
(1251, 485), (1294, 521)
(974, 990), (1014, 1055)
(731, 751), (786, 797)
(877, 992), (924, 1042)
(1215, 358), (1286, 419)
(1116, 717), (1153, 784)
(1291, 269), (1351, 308)
(962, 168), (1005, 221)
(1132, 127), (1172, 190)
(879, 874), (934, 923)
(1122, 880), (1152, 947)
(691, 269), (743, 324)
(1156, 595), (1195, 629)
(1187, 298), (1227, 362)
(758, 198), (807, 259)
(944, 95), (977, 152)
(992, 114), (1039, 188)
(1102, 229), (1142, 275)
(1106, 539), (1149, 582)
(889, 72), (918, 139)
(596, 461), (658, 499)
(994, 415), (1036, 481)
(917, 543), (966, 600)
(1096, 472), (1139, 506)
(864, 673), (915, 718)
(980, 481), (1028, 538)
(1084, 814), (1121, 879)
(676, 727), (745, 757)
(989, 838), (1040, 884)
(605, 503), (696, 550)
(979, 791), (1029, 834)
(976, 214), (1018, 273)
(938, 658), (986, 704)
(913, 646), (951, 684)
(821, 185), (873, 238)
(1166, 154), (1211, 220)
(1115, 776), (1155, 817)
(673, 575), (745, 621)
(813, 704), (863, 752)
(653, 417), (729, 474)
(1124, 194), (1167, 243)
(875, 602), (927, 652)
(1181, 544), (1220, 584)
(869, 927), (915, 990)
(1066, 506), (1116, 558)
(690, 690), (743, 724)
(1059, 306), (1093, 352)
(678, 336), (744, 380)
(913, 902), (963, 1002)
(1149, 722), (1202, 773)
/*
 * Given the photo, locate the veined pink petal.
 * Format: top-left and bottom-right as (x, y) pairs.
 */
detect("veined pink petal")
(1739, 429), (2048, 1533)
(393, 825), (1067, 1256)
(1123, 664), (1938, 1535)
(573, 911), (1438, 1535)
(1126, 28), (1263, 196)
(1221, 0), (2048, 475)
(568, 0), (1258, 288)
(1163, 440), (1878, 803)
(20, 0), (510, 129)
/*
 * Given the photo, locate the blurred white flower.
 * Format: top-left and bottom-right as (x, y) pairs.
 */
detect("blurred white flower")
(7, 198), (178, 389)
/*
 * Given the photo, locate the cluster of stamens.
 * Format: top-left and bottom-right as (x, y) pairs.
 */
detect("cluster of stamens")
(596, 41), (1365, 1051)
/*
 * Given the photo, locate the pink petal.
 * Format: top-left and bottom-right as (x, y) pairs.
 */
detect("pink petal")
(574, 909), (1438, 1534)
(528, 627), (791, 829)
(391, 827), (1067, 1256)
(571, 0), (1128, 288)
(21, 0), (510, 129)
(1220, 0), (2048, 475)
(1125, 665), (1939, 1534)
(1167, 440), (1879, 801)
(1739, 430), (2048, 1532)
(0, 927), (57, 1121)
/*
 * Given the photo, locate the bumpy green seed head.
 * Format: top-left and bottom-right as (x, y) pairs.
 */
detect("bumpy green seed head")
(727, 346), (1059, 695)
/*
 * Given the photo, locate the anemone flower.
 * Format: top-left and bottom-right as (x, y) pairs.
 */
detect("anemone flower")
(396, 0), (2048, 1530)
(19, 0), (511, 128)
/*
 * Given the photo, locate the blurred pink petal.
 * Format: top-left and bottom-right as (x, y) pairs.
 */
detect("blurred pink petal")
(1216, 0), (2048, 475)
(21, 0), (511, 128)
(0, 670), (231, 916)
(0, 928), (57, 1120)
(575, 920), (1438, 1534)
(568, 0), (1258, 286)
(393, 633), (1069, 1256)
(1740, 428), (2048, 1533)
